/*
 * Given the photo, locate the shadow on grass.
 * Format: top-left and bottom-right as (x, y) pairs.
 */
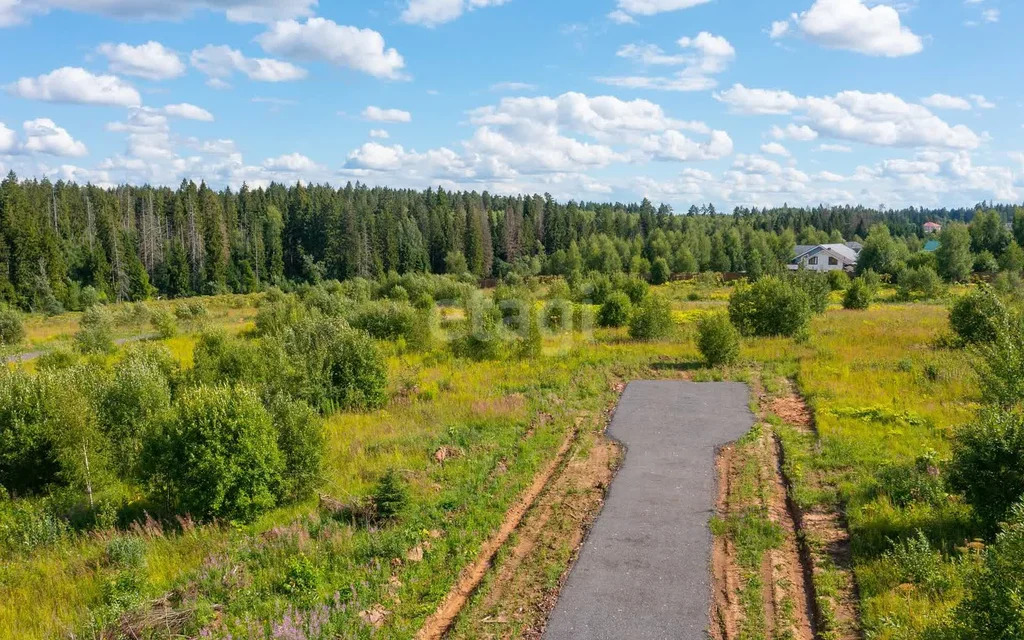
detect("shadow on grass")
(648, 360), (704, 373)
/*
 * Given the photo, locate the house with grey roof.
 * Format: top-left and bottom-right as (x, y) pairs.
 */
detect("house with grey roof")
(789, 243), (859, 273)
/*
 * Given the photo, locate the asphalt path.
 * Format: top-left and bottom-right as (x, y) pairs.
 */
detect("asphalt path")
(543, 380), (754, 640)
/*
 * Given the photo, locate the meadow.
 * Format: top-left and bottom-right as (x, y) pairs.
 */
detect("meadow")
(0, 275), (1011, 640)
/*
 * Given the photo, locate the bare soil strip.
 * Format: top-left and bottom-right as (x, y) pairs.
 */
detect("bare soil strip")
(773, 384), (863, 640)
(711, 384), (817, 640)
(415, 423), (582, 640)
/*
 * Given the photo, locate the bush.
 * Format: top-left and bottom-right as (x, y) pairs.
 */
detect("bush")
(875, 450), (945, 508)
(98, 352), (172, 480)
(142, 386), (284, 522)
(827, 270), (851, 292)
(696, 312), (741, 367)
(269, 396), (324, 502)
(150, 309), (178, 339)
(598, 292), (632, 328)
(728, 277), (812, 338)
(616, 275), (649, 304)
(953, 501), (1024, 639)
(628, 294), (673, 341)
(541, 299), (572, 334)
(792, 270), (831, 314)
(949, 286), (1007, 345)
(105, 536), (147, 570)
(0, 306), (25, 346)
(948, 409), (1024, 534)
(254, 295), (302, 337)
(75, 306), (115, 354)
(372, 469), (407, 521)
(455, 294), (511, 361)
(650, 257), (671, 285)
(349, 300), (421, 344)
(898, 266), (944, 300)
(285, 318), (389, 412)
(0, 370), (59, 495)
(174, 300), (208, 322)
(843, 277), (875, 310)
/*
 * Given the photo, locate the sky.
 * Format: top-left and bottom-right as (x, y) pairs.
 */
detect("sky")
(0, 0), (1021, 210)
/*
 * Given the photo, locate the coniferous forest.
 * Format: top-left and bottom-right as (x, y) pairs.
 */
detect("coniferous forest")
(3, 171), (1023, 311)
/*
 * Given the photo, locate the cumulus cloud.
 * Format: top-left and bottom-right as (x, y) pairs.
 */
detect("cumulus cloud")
(400, 0), (509, 27)
(256, 18), (406, 80)
(770, 124), (818, 141)
(598, 32), (735, 92)
(971, 94), (995, 109)
(769, 20), (790, 39)
(162, 103), (214, 121)
(22, 118), (88, 156)
(362, 106), (412, 123)
(263, 152), (320, 172)
(818, 143), (852, 152)
(717, 85), (981, 150)
(607, 9), (635, 24)
(921, 93), (972, 110)
(0, 0), (316, 27)
(369, 129), (389, 139)
(789, 0), (923, 57)
(615, 0), (712, 17)
(0, 121), (16, 153)
(761, 142), (791, 157)
(8, 66), (141, 106)
(191, 45), (307, 83)
(97, 41), (185, 80)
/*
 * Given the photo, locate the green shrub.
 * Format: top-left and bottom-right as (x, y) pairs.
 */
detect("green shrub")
(650, 257), (671, 285)
(728, 277), (812, 337)
(827, 270), (851, 292)
(254, 294), (302, 337)
(35, 348), (78, 371)
(949, 286), (1007, 345)
(948, 409), (1024, 534)
(142, 385), (284, 522)
(269, 396), (324, 502)
(628, 294), (673, 341)
(617, 275), (649, 304)
(150, 309), (178, 339)
(98, 352), (172, 480)
(0, 500), (69, 553)
(542, 299), (572, 333)
(843, 277), (875, 310)
(882, 531), (951, 595)
(0, 306), (25, 346)
(898, 265), (944, 300)
(575, 273), (613, 305)
(455, 294), (510, 361)
(285, 318), (388, 412)
(696, 312), (741, 367)
(75, 306), (115, 354)
(953, 500), (1024, 639)
(792, 270), (831, 314)
(598, 292), (632, 328)
(875, 450), (945, 508)
(174, 300), (208, 322)
(372, 469), (407, 521)
(349, 300), (421, 344)
(971, 313), (1024, 408)
(0, 370), (59, 494)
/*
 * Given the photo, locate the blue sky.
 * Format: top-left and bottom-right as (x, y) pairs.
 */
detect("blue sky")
(0, 0), (1020, 209)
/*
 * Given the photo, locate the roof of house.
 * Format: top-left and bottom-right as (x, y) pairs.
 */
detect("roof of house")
(792, 243), (859, 264)
(924, 240), (941, 252)
(924, 222), (942, 229)
(845, 241), (863, 252)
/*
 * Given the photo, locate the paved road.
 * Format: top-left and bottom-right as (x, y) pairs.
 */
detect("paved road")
(543, 380), (754, 640)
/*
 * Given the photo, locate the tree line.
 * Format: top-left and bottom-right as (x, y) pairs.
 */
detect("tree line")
(3, 171), (1023, 312)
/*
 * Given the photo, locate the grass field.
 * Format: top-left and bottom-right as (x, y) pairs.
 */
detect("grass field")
(0, 280), (990, 640)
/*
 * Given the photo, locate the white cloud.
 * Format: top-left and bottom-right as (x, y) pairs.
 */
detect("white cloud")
(256, 18), (406, 79)
(607, 9), (635, 24)
(491, 81), (537, 92)
(369, 129), (389, 139)
(971, 94), (995, 109)
(0, 121), (18, 153)
(21, 118), (87, 156)
(761, 142), (791, 156)
(615, 0), (712, 17)
(793, 0), (923, 57)
(715, 84), (801, 114)
(400, 0), (509, 27)
(191, 45), (307, 82)
(769, 20), (790, 38)
(921, 93), (972, 110)
(818, 143), (852, 152)
(96, 41), (185, 80)
(263, 152), (320, 172)
(0, 0), (316, 27)
(598, 32), (734, 92)
(770, 124), (818, 141)
(162, 103), (214, 121)
(719, 85), (981, 150)
(8, 66), (141, 106)
(982, 8), (999, 23)
(362, 106), (412, 123)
